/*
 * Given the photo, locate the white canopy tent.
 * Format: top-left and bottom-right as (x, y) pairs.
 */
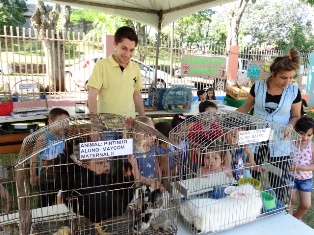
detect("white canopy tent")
(46, 0), (235, 29)
(45, 0), (236, 83)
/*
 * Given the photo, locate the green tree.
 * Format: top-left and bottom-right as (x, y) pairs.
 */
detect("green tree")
(71, 9), (124, 37)
(0, 0), (27, 34)
(206, 13), (227, 48)
(31, 1), (71, 92)
(70, 9), (151, 61)
(302, 0), (314, 5)
(222, 0), (256, 52)
(174, 9), (215, 46)
(240, 0), (314, 52)
(276, 22), (314, 53)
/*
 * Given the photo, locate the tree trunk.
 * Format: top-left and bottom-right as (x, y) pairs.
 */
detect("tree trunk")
(223, 0), (249, 52)
(31, 2), (71, 92)
(134, 22), (148, 62)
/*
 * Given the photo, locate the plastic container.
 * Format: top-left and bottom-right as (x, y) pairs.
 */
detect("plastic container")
(261, 191), (276, 210)
(162, 86), (192, 113)
(238, 178), (262, 191)
(224, 95), (246, 108)
(216, 96), (225, 101)
(0, 102), (13, 116)
(148, 88), (167, 110)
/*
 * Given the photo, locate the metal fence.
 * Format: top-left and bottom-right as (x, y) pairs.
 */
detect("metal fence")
(0, 26), (310, 100)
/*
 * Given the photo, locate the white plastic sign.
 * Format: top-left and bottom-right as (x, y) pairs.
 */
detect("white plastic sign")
(79, 139), (133, 160)
(19, 83), (38, 90)
(238, 128), (271, 145)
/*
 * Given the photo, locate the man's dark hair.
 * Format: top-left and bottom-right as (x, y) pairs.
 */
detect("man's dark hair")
(114, 26), (138, 46)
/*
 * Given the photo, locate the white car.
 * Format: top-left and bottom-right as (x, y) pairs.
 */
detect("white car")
(65, 55), (171, 90)
(65, 54), (103, 90)
(0, 62), (13, 75)
(131, 58), (171, 89)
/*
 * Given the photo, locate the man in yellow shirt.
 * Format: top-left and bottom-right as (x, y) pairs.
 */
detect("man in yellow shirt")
(87, 26), (145, 118)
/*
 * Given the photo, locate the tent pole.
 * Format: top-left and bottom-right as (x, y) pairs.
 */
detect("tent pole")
(154, 11), (162, 88)
(170, 22), (174, 78)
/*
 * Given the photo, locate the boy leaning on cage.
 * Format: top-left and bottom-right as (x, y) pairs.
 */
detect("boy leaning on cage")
(288, 116), (314, 221)
(56, 144), (135, 223)
(30, 108), (70, 207)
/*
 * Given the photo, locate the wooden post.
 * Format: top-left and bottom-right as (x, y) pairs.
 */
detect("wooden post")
(227, 46), (239, 81)
(102, 34), (115, 58)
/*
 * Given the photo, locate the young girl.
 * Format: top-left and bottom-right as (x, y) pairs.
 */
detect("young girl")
(128, 116), (163, 190)
(197, 148), (233, 199)
(171, 114), (189, 180)
(289, 116), (314, 221)
(187, 103), (223, 173)
(206, 87), (216, 100)
(197, 149), (228, 176)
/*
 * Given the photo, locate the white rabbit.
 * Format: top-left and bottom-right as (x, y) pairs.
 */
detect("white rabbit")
(180, 183), (263, 233)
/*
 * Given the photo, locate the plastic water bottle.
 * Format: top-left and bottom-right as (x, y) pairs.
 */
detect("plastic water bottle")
(264, 185), (277, 202)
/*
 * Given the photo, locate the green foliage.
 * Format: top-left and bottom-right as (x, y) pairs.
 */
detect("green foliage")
(70, 9), (105, 25)
(70, 9), (125, 40)
(65, 33), (78, 58)
(240, 0), (314, 51)
(174, 9), (216, 45)
(0, 0), (28, 34)
(276, 22), (314, 53)
(302, 0), (314, 5)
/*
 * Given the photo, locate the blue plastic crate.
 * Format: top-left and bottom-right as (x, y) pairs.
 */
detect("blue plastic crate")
(147, 88), (167, 110)
(162, 86), (192, 113)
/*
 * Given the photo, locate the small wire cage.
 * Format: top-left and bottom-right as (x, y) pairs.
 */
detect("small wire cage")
(169, 110), (301, 234)
(0, 153), (19, 233)
(14, 113), (182, 235)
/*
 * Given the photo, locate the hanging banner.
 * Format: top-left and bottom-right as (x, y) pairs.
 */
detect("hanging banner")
(247, 61), (271, 81)
(181, 55), (226, 78)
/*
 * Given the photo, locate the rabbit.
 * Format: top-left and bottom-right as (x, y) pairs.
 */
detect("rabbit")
(180, 183), (263, 233)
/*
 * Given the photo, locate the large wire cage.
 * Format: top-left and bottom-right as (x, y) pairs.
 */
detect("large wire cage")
(14, 113), (182, 235)
(169, 110), (301, 234)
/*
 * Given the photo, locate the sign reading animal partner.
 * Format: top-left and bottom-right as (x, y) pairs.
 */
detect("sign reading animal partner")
(238, 128), (271, 145)
(79, 139), (133, 160)
(181, 55), (226, 78)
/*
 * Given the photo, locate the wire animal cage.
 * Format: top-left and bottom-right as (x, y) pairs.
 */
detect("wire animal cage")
(169, 110), (301, 234)
(0, 153), (19, 233)
(14, 113), (182, 235)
